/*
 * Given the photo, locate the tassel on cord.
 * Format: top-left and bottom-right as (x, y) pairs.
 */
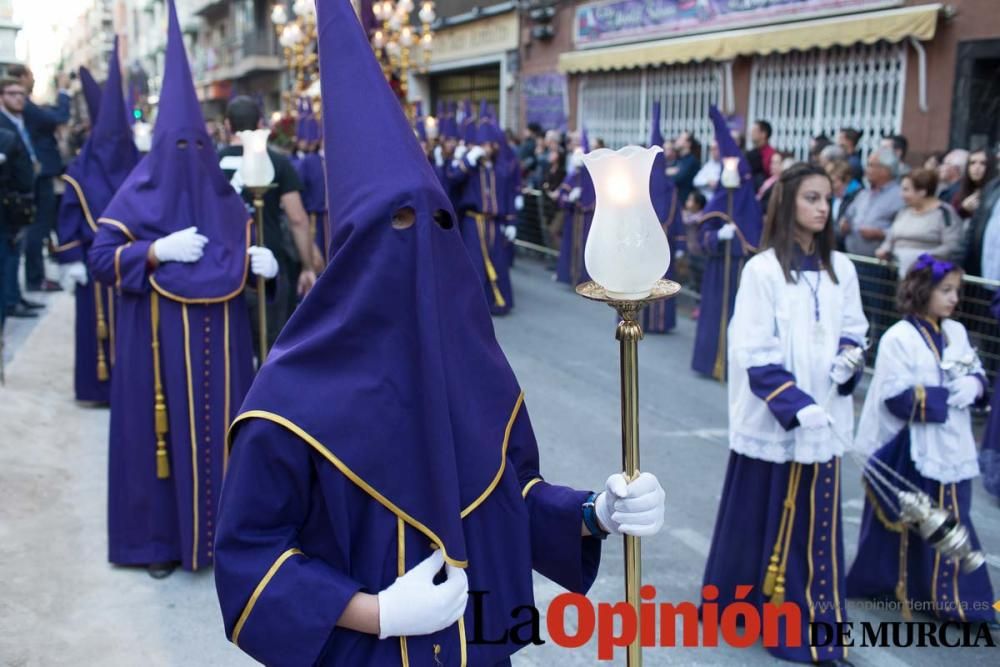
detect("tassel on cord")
(94, 282), (109, 382)
(475, 214), (506, 308)
(768, 463), (803, 606)
(151, 292), (170, 479)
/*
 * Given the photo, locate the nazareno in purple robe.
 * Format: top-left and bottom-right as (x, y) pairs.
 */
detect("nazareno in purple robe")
(292, 97), (330, 263)
(88, 1), (256, 572)
(450, 118), (519, 316)
(691, 106), (762, 379)
(555, 166), (594, 287)
(53, 37), (138, 403)
(641, 153), (685, 334)
(214, 2), (601, 663)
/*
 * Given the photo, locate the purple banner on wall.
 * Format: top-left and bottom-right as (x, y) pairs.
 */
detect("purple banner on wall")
(522, 73), (568, 132)
(575, 0), (899, 47)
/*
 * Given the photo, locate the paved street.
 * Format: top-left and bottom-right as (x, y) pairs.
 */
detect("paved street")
(1, 257), (998, 666)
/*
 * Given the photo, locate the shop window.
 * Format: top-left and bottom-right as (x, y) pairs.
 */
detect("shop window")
(749, 42), (907, 162)
(578, 63), (724, 152)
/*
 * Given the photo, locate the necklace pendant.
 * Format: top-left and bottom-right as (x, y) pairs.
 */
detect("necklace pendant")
(812, 321), (826, 344)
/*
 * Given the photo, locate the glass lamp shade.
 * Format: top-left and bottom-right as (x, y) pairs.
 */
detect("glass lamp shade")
(238, 130), (275, 188)
(292, 0), (315, 17)
(271, 4), (288, 25)
(133, 121), (153, 153)
(721, 157), (740, 189)
(424, 116), (438, 139)
(582, 146), (670, 300)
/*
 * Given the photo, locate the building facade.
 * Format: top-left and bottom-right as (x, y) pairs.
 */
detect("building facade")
(0, 0), (20, 78)
(407, 0), (519, 130)
(513, 0), (999, 163)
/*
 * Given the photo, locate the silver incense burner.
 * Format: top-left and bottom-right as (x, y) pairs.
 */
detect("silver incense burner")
(897, 490), (986, 573)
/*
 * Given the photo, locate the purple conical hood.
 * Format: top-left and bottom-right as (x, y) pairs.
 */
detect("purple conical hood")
(414, 100), (427, 141)
(236, 0), (523, 569)
(461, 99), (477, 144)
(61, 37), (138, 245)
(79, 66), (102, 122)
(649, 100), (664, 148)
(98, 0), (250, 301)
(581, 126), (590, 153)
(154, 0), (208, 147)
(704, 104), (762, 248)
(88, 36), (138, 187)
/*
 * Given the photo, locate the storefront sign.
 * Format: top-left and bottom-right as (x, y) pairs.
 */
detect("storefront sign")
(522, 73), (568, 132)
(574, 0), (901, 47)
(430, 11), (519, 65)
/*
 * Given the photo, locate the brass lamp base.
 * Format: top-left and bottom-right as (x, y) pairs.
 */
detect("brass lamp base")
(577, 278), (680, 667)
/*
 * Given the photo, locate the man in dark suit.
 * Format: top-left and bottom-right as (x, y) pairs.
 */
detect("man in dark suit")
(8, 64), (70, 293)
(0, 78), (43, 321)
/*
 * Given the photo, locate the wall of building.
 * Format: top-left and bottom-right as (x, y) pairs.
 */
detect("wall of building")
(901, 0), (1000, 160)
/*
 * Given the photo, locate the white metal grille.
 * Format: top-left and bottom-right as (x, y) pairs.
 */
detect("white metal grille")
(579, 63), (725, 150)
(748, 43), (907, 162)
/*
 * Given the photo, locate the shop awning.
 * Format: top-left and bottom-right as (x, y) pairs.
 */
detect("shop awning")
(558, 3), (941, 73)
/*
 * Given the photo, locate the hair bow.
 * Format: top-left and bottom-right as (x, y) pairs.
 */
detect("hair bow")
(912, 253), (956, 283)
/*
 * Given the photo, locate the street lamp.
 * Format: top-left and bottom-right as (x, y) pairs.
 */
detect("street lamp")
(369, 0), (435, 111)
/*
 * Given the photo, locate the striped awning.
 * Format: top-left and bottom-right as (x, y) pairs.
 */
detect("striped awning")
(558, 3), (941, 74)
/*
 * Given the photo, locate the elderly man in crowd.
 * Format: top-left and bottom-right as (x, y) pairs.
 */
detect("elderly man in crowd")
(938, 149), (969, 203)
(841, 147), (904, 256)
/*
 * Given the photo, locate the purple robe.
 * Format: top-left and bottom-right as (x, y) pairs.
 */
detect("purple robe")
(54, 37), (138, 402)
(692, 106), (763, 378)
(452, 157), (516, 315)
(703, 453), (850, 663)
(555, 168), (594, 287)
(641, 156), (684, 334)
(294, 151), (330, 262)
(217, 410), (600, 666)
(88, 1), (257, 571)
(215, 2), (603, 662)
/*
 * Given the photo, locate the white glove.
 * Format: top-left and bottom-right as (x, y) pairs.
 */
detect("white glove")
(247, 245), (278, 280)
(514, 195), (524, 211)
(796, 404), (833, 430)
(568, 187), (582, 203)
(716, 223), (736, 241)
(830, 346), (865, 385)
(59, 261), (88, 291)
(675, 249), (686, 260)
(0, 152), (7, 165)
(503, 225), (517, 243)
(453, 144), (468, 162)
(594, 472), (666, 537)
(947, 376), (982, 409)
(433, 145), (444, 168)
(377, 550), (468, 640)
(466, 146), (485, 166)
(153, 226), (208, 263)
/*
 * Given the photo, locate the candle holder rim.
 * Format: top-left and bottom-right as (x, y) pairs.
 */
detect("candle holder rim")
(575, 279), (681, 307)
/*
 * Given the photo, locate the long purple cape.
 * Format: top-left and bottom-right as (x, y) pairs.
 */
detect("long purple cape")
(99, 0), (249, 301)
(235, 0), (523, 567)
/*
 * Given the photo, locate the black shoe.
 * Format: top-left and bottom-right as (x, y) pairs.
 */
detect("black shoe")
(19, 298), (44, 310)
(6, 304), (39, 318)
(147, 562), (177, 579)
(816, 660), (855, 667)
(26, 279), (62, 293)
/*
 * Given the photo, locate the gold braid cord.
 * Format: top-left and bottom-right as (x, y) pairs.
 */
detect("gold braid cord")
(94, 282), (109, 382)
(473, 213), (506, 309)
(765, 462), (803, 605)
(151, 292), (171, 479)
